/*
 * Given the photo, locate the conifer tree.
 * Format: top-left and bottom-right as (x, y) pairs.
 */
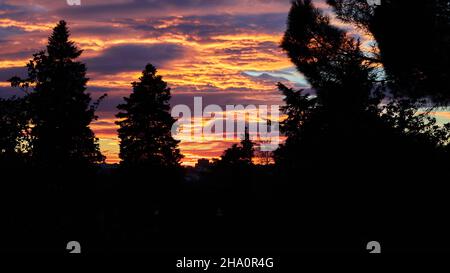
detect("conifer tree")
(116, 64), (182, 170)
(10, 20), (104, 169)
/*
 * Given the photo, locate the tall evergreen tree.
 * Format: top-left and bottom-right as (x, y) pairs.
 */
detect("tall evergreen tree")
(9, 20), (104, 169)
(116, 64), (182, 170)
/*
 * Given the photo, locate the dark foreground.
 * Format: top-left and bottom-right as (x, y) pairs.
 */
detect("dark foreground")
(1, 161), (449, 256)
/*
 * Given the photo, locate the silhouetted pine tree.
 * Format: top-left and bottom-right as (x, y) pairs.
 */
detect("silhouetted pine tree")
(114, 64), (183, 242)
(9, 20), (104, 169)
(5, 21), (105, 251)
(277, 0), (450, 167)
(116, 63), (182, 170)
(276, 0), (381, 171)
(282, 0), (376, 113)
(273, 83), (318, 169)
(328, 0), (450, 104)
(277, 0), (450, 180)
(274, 0), (450, 251)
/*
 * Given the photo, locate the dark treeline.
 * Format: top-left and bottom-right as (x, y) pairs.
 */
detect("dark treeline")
(1, 0), (450, 253)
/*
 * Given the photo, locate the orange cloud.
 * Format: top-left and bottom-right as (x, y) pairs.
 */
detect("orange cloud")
(1, 7), (296, 165)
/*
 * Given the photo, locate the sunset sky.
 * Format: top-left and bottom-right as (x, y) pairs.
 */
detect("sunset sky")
(1, 0), (449, 165)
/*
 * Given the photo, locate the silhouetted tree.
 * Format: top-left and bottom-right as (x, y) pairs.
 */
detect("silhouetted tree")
(219, 127), (254, 166)
(274, 0), (450, 251)
(9, 20), (104, 169)
(328, 0), (450, 104)
(116, 63), (182, 170)
(282, 0), (378, 112)
(276, 0), (382, 170)
(273, 83), (318, 169)
(210, 128), (255, 214)
(277, 0), (450, 168)
(0, 97), (30, 168)
(114, 64), (183, 242)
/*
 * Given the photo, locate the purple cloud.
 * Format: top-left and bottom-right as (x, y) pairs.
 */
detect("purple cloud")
(84, 43), (190, 74)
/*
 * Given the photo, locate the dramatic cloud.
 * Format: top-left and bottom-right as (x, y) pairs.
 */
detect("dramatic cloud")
(109, 13), (287, 42)
(1, 0), (330, 164)
(52, 0), (291, 20)
(85, 43), (190, 74)
(0, 25), (27, 39)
